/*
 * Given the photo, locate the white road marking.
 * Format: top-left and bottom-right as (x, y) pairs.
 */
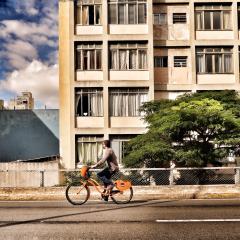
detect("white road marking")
(156, 219), (240, 223)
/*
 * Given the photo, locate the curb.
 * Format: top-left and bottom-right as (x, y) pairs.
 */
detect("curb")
(0, 185), (240, 201)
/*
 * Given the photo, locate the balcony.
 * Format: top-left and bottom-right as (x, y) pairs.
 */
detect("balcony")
(76, 70), (103, 81)
(196, 31), (234, 40)
(110, 117), (146, 128)
(197, 74), (235, 85)
(75, 25), (103, 35)
(109, 25), (148, 35)
(76, 117), (104, 128)
(109, 70), (149, 81)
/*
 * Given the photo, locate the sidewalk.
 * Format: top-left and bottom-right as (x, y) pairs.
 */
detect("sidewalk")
(0, 185), (240, 201)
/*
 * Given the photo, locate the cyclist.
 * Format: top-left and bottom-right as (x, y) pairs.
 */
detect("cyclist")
(90, 140), (119, 201)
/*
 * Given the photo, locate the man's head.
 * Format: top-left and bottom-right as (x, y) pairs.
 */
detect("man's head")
(103, 140), (110, 149)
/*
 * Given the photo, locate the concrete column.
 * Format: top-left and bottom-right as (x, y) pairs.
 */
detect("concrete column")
(233, 2), (239, 85)
(189, 1), (197, 88)
(148, 0), (155, 100)
(59, 0), (75, 169)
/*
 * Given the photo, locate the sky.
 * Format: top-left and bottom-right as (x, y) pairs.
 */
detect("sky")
(0, 0), (59, 109)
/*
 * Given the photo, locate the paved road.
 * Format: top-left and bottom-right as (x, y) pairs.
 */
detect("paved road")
(0, 199), (239, 240)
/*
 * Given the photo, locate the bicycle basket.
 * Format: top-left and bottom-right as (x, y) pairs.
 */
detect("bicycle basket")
(115, 180), (132, 191)
(80, 166), (90, 179)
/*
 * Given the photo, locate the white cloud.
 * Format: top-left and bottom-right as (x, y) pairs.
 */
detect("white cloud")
(15, 0), (39, 16)
(0, 60), (59, 109)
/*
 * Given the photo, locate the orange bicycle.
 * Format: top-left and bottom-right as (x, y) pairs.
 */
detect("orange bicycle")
(65, 166), (133, 205)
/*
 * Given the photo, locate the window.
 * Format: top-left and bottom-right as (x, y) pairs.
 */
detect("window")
(173, 13), (187, 24)
(76, 0), (102, 25)
(174, 56), (187, 67)
(196, 48), (233, 74)
(154, 56), (168, 67)
(110, 135), (136, 165)
(76, 43), (102, 70)
(77, 136), (103, 164)
(153, 13), (167, 25)
(110, 43), (148, 70)
(108, 0), (147, 24)
(110, 88), (148, 117)
(195, 5), (232, 30)
(75, 88), (103, 117)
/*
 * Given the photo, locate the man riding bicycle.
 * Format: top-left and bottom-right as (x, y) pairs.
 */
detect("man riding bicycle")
(90, 140), (119, 201)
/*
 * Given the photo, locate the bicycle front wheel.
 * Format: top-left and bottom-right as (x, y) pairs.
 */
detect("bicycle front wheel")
(66, 183), (90, 205)
(111, 187), (133, 204)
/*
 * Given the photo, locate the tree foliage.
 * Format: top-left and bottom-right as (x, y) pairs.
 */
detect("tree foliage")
(123, 91), (240, 167)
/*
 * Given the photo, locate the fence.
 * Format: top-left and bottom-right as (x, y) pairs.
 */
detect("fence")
(0, 167), (239, 187)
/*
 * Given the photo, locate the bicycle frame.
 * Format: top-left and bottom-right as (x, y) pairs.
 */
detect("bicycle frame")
(80, 177), (104, 195)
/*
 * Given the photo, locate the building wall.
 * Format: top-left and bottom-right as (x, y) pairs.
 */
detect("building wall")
(0, 110), (59, 162)
(59, 0), (240, 169)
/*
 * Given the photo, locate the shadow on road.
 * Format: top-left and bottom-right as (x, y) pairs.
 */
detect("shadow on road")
(0, 200), (177, 228)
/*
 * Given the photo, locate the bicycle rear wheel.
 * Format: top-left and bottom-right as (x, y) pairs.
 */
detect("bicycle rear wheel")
(66, 183), (90, 205)
(111, 187), (133, 204)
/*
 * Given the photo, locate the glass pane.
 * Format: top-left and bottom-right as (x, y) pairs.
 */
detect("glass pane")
(224, 54), (232, 73)
(129, 50), (137, 69)
(204, 11), (211, 30)
(76, 6), (82, 24)
(109, 4), (117, 24)
(96, 50), (102, 69)
(205, 54), (213, 73)
(128, 4), (137, 24)
(95, 5), (101, 25)
(82, 6), (88, 25)
(118, 4), (125, 24)
(138, 50), (147, 69)
(89, 50), (95, 69)
(223, 11), (231, 30)
(195, 12), (202, 30)
(154, 15), (159, 24)
(138, 3), (146, 24)
(110, 50), (118, 69)
(159, 13), (167, 25)
(213, 11), (221, 30)
(196, 54), (204, 73)
(83, 50), (88, 70)
(76, 51), (81, 69)
(215, 54), (222, 73)
(89, 5), (95, 25)
(119, 50), (128, 69)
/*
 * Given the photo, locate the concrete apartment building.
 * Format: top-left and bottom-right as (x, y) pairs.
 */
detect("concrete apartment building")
(59, 0), (240, 169)
(9, 92), (34, 110)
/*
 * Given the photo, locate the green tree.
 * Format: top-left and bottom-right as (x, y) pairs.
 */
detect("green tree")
(123, 91), (240, 167)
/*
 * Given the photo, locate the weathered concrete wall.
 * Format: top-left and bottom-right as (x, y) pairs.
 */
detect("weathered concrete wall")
(0, 110), (59, 162)
(0, 160), (60, 187)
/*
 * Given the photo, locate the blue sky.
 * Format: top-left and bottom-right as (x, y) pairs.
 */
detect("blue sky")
(0, 0), (59, 108)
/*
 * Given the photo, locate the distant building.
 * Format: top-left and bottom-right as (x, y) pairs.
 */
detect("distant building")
(9, 92), (34, 110)
(0, 100), (4, 110)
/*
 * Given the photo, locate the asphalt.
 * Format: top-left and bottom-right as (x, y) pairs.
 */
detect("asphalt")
(0, 199), (239, 240)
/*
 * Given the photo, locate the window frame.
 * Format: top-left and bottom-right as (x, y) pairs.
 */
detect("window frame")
(108, 0), (147, 25)
(109, 88), (148, 117)
(174, 56), (188, 68)
(76, 43), (102, 71)
(109, 43), (148, 70)
(196, 47), (233, 74)
(153, 13), (167, 25)
(76, 0), (102, 26)
(154, 56), (168, 68)
(173, 13), (187, 24)
(75, 88), (103, 117)
(195, 5), (232, 31)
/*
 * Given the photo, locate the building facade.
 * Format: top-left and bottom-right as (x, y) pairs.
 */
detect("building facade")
(59, 0), (240, 169)
(9, 92), (34, 110)
(0, 100), (4, 110)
